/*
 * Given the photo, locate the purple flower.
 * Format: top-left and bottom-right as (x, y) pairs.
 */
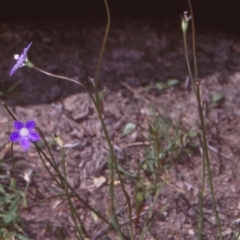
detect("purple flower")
(10, 42), (33, 76)
(9, 120), (41, 151)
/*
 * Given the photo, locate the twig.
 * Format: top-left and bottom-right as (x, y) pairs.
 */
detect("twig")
(123, 141), (150, 148)
(208, 144), (232, 160)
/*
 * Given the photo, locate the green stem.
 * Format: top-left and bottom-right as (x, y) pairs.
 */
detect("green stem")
(10, 142), (17, 190)
(32, 65), (129, 237)
(196, 83), (222, 239)
(61, 147), (86, 239)
(34, 141), (109, 224)
(183, 2), (223, 238)
(153, 125), (162, 193)
(187, 0), (198, 81)
(94, 2), (134, 238)
(139, 177), (167, 240)
(2, 102), (17, 121)
(94, 0), (111, 97)
(3, 98), (121, 237)
(93, 94), (133, 239)
(31, 2), (132, 235)
(33, 66), (84, 88)
(2, 103), (21, 189)
(182, 31), (195, 93)
(35, 129), (65, 188)
(197, 135), (206, 239)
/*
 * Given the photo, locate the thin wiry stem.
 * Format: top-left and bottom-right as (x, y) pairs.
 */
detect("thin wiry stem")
(33, 66), (85, 88)
(188, 0), (198, 81)
(2, 101), (112, 238)
(182, 21), (204, 239)
(91, 1), (134, 238)
(183, 2), (223, 239)
(2, 102), (17, 121)
(35, 127), (64, 188)
(87, 25), (119, 234)
(34, 142), (109, 224)
(32, 64), (127, 237)
(197, 135), (206, 239)
(61, 146), (86, 239)
(2, 102), (17, 189)
(31, 2), (132, 236)
(94, 0), (111, 93)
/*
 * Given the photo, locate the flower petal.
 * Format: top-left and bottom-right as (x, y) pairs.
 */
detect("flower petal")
(14, 121), (24, 130)
(29, 131), (41, 142)
(9, 132), (21, 142)
(25, 120), (35, 131)
(20, 138), (30, 151)
(10, 42), (32, 76)
(10, 62), (23, 76)
(23, 42), (32, 57)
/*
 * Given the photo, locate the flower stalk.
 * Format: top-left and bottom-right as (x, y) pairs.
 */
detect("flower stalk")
(182, 3), (223, 239)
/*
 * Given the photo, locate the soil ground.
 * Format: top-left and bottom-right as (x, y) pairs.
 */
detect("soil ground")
(1, 19), (240, 240)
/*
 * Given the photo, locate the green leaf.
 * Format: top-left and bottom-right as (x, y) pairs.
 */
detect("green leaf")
(212, 92), (223, 102)
(15, 233), (33, 240)
(156, 82), (167, 90)
(36, 139), (54, 148)
(97, 90), (104, 101)
(144, 86), (152, 91)
(0, 184), (5, 194)
(167, 79), (179, 86)
(136, 192), (144, 203)
(123, 123), (136, 136)
(143, 163), (148, 171)
(6, 80), (22, 94)
(187, 130), (197, 138)
(159, 152), (168, 160)
(4, 196), (20, 223)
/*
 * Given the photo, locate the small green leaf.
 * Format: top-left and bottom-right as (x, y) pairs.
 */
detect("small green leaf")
(187, 130), (197, 138)
(123, 123), (136, 136)
(142, 163), (148, 170)
(0, 184), (5, 194)
(4, 196), (20, 223)
(167, 79), (179, 86)
(36, 139), (54, 148)
(159, 152), (167, 160)
(212, 92), (223, 102)
(97, 90), (104, 101)
(6, 80), (22, 94)
(15, 233), (33, 240)
(144, 86), (152, 91)
(136, 192), (144, 203)
(156, 82), (167, 90)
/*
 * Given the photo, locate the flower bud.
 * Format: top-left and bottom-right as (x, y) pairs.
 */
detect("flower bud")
(181, 11), (192, 33)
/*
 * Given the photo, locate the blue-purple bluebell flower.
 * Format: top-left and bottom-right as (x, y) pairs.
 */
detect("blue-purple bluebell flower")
(9, 120), (41, 151)
(10, 42), (34, 76)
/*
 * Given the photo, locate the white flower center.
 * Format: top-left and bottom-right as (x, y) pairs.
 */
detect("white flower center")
(14, 54), (20, 60)
(20, 128), (29, 137)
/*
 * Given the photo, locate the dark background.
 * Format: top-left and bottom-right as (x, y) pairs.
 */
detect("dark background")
(1, 0), (240, 33)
